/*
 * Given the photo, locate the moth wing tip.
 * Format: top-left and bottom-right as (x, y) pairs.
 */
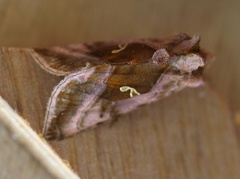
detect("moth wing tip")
(42, 125), (64, 141)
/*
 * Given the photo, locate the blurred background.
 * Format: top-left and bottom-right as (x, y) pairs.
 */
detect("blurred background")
(0, 0), (239, 178)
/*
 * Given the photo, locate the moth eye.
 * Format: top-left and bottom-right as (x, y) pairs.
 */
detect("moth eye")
(100, 113), (104, 118)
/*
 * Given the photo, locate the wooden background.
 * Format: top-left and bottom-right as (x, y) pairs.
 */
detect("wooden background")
(0, 0), (240, 178)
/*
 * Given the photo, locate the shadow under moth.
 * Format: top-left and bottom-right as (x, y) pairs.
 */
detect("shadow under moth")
(31, 33), (212, 140)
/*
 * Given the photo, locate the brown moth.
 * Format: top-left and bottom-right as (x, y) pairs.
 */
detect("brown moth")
(31, 33), (212, 140)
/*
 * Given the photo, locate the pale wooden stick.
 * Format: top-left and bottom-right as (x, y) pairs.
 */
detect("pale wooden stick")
(0, 96), (80, 179)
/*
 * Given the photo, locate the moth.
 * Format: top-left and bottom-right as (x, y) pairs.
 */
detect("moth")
(31, 33), (212, 140)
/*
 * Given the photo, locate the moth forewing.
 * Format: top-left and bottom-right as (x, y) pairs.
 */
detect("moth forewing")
(32, 33), (212, 140)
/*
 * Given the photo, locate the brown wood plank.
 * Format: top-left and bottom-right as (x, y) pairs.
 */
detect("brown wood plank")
(1, 47), (240, 178)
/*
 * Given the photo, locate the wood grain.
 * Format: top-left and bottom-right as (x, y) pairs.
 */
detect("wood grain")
(0, 0), (240, 178)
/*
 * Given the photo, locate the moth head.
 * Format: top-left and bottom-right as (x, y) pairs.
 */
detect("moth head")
(170, 53), (205, 74)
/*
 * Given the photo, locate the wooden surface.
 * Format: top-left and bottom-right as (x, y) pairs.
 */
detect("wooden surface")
(0, 1), (240, 178)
